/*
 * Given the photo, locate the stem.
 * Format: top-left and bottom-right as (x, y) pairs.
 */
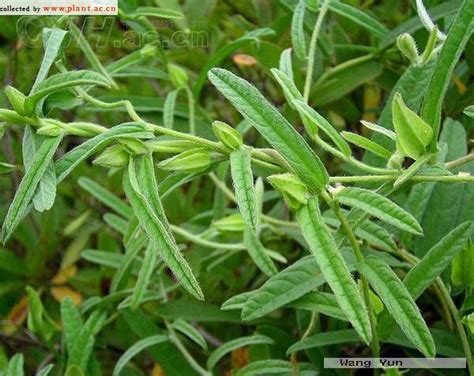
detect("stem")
(330, 174), (474, 184)
(325, 192), (380, 361)
(166, 321), (212, 376)
(291, 312), (318, 376)
(445, 153), (474, 169)
(170, 225), (245, 250)
(303, 0), (331, 102)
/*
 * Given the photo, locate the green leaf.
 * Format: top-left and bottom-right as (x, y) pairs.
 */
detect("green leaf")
(6, 354), (24, 376)
(392, 93), (433, 159)
(131, 7), (184, 18)
(123, 156), (203, 300)
(221, 291), (254, 311)
(360, 120), (396, 141)
(421, 0), (474, 150)
(242, 256), (322, 320)
(26, 286), (56, 342)
(230, 149), (259, 230)
(279, 48), (294, 81)
(271, 68), (304, 110)
(208, 68), (328, 192)
(194, 28), (274, 98)
(293, 100), (351, 156)
(78, 177), (132, 219)
(163, 89), (178, 129)
(291, 0), (307, 60)
(67, 311), (106, 371)
(234, 360), (294, 376)
(56, 123), (152, 182)
(243, 226), (278, 277)
(2, 134), (62, 243)
(296, 197), (372, 344)
(342, 131), (391, 159)
(113, 334), (168, 376)
(130, 243), (157, 310)
(289, 291), (347, 321)
(31, 28), (68, 92)
(61, 297), (83, 354)
(37, 364), (54, 376)
(360, 256), (435, 357)
(207, 335), (274, 370)
(452, 242), (474, 288)
(329, 1), (389, 40)
(335, 187), (423, 235)
(287, 329), (361, 353)
(26, 70), (110, 113)
(0, 249), (27, 276)
(172, 319), (207, 349)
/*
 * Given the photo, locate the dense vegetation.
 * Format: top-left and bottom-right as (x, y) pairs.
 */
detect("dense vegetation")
(1, 0), (474, 375)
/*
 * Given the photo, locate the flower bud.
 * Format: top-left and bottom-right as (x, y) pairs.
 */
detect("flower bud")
(145, 139), (196, 154)
(0, 109), (31, 125)
(392, 93), (433, 160)
(66, 122), (107, 137)
(158, 148), (212, 173)
(213, 213), (245, 233)
(140, 44), (157, 59)
(5, 86), (28, 116)
(118, 138), (148, 154)
(212, 121), (243, 151)
(93, 144), (129, 168)
(397, 34), (419, 65)
(267, 173), (308, 210)
(167, 63), (188, 88)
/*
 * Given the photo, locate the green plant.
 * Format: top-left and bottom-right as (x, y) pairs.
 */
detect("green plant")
(1, 0), (474, 375)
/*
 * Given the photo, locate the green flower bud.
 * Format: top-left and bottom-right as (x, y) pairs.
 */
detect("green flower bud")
(66, 122), (107, 137)
(396, 33), (419, 65)
(158, 148), (212, 173)
(93, 144), (129, 168)
(0, 109), (31, 125)
(37, 123), (63, 137)
(167, 63), (188, 88)
(392, 93), (433, 160)
(145, 139), (196, 154)
(212, 121), (243, 151)
(267, 173), (308, 210)
(118, 138), (148, 154)
(140, 44), (157, 59)
(212, 213), (245, 233)
(5, 86), (27, 115)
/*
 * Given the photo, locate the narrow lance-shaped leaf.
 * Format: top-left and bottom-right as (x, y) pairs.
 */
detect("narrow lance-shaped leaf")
(6, 354), (24, 376)
(123, 156), (204, 300)
(451, 242), (474, 288)
(31, 28), (68, 92)
(342, 131), (392, 159)
(379, 221), (473, 339)
(360, 256), (435, 357)
(172, 319), (207, 350)
(335, 187), (423, 235)
(22, 126), (57, 212)
(230, 149), (259, 230)
(130, 243), (157, 310)
(67, 311), (106, 372)
(279, 48), (294, 80)
(243, 226), (278, 277)
(208, 68), (328, 192)
(55, 123), (153, 182)
(26, 70), (111, 113)
(295, 197), (372, 344)
(287, 329), (361, 354)
(60, 297), (83, 354)
(2, 134), (62, 243)
(163, 89), (178, 129)
(207, 335), (274, 370)
(291, 0), (307, 60)
(112, 335), (168, 376)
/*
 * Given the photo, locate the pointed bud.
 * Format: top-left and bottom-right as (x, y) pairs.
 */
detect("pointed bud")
(158, 148), (212, 173)
(145, 139), (196, 153)
(392, 93), (433, 160)
(93, 144), (129, 168)
(0, 109), (31, 125)
(167, 63), (188, 88)
(267, 173), (308, 210)
(212, 121), (243, 151)
(5, 86), (27, 115)
(37, 123), (63, 137)
(397, 33), (419, 65)
(118, 138), (148, 154)
(140, 44), (157, 59)
(213, 213), (245, 233)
